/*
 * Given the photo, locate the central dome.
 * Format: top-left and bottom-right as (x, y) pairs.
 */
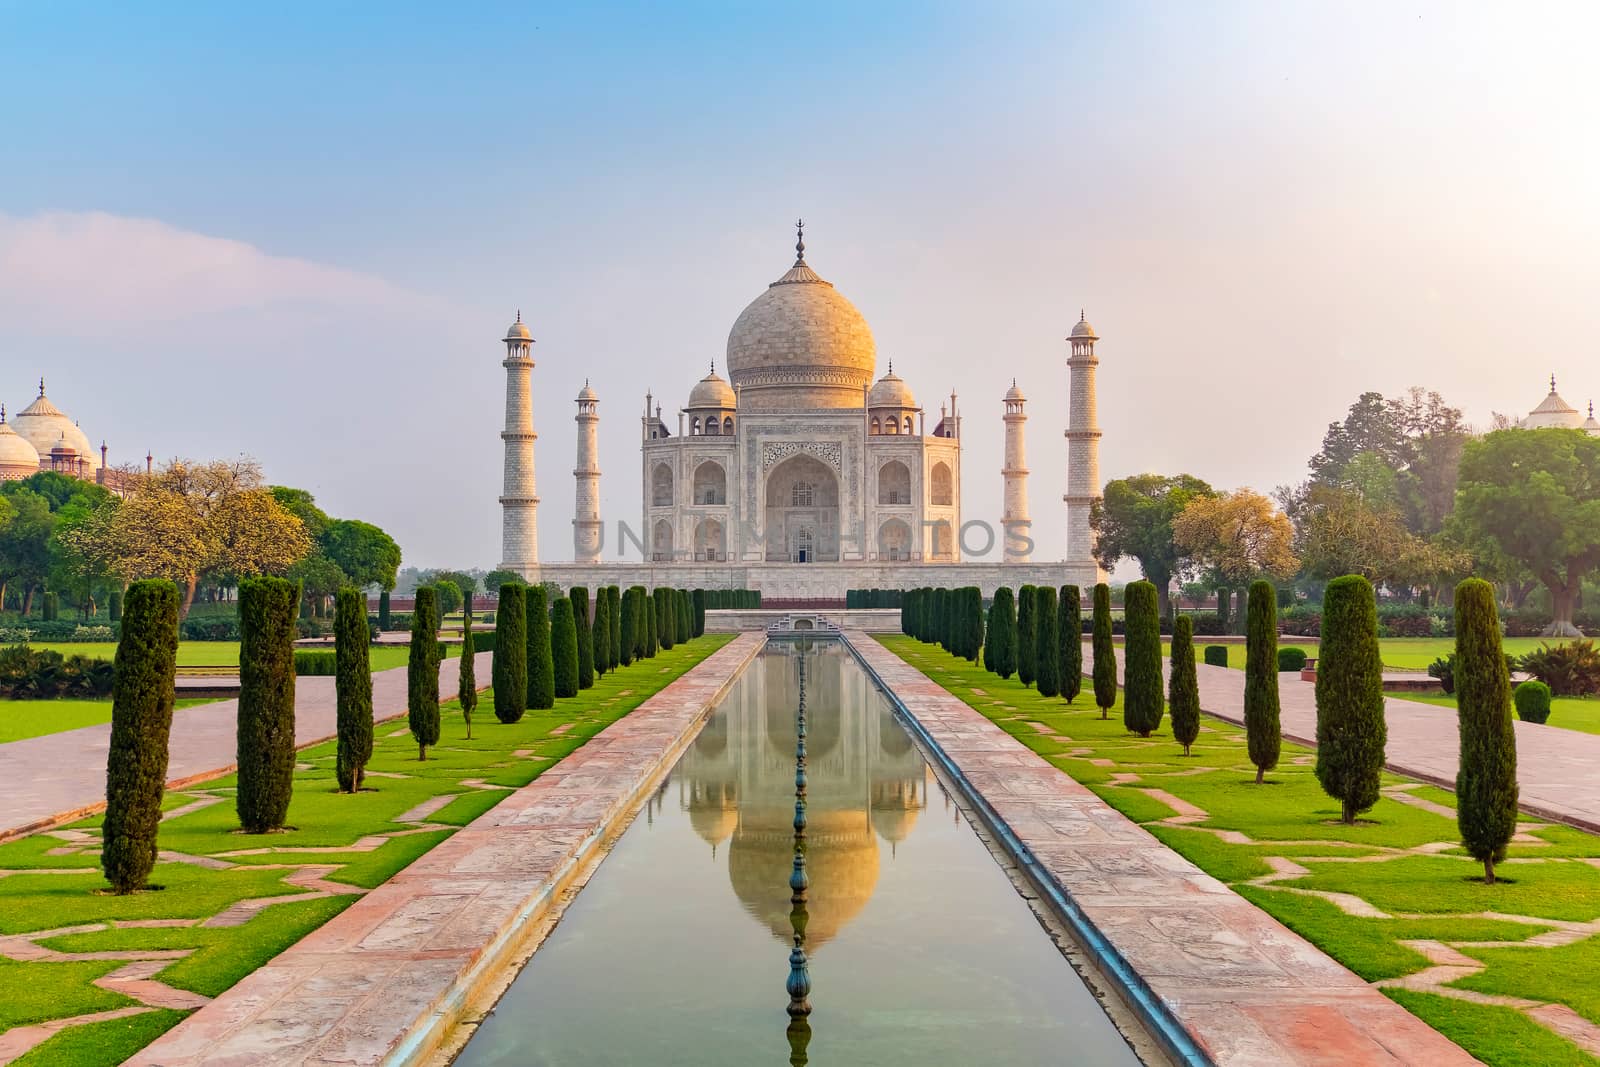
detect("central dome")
(725, 233), (876, 412)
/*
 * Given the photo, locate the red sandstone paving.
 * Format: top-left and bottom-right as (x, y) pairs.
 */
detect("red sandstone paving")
(852, 632), (1476, 1067)
(0, 653), (493, 841)
(1082, 643), (1600, 835)
(122, 633), (764, 1067)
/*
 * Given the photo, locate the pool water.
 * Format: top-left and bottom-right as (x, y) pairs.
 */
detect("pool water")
(455, 641), (1141, 1066)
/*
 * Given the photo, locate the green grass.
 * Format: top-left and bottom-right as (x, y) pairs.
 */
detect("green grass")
(25, 641), (446, 671)
(1399, 691), (1600, 737)
(0, 635), (729, 1066)
(1134, 636), (1555, 673)
(878, 634), (1600, 1067)
(0, 698), (217, 744)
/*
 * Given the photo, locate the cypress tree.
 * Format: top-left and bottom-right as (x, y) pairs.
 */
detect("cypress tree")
(1035, 586), (1061, 697)
(408, 586), (441, 759)
(458, 616), (478, 739)
(571, 587), (594, 689)
(1092, 583), (1117, 720)
(644, 594), (658, 657)
(619, 587), (638, 666)
(101, 578), (179, 893)
(592, 588), (611, 676)
(1122, 580), (1163, 737)
(654, 588), (673, 650)
(335, 586), (373, 790)
(378, 589), (391, 631)
(970, 588), (985, 662)
(1059, 585), (1082, 703)
(608, 586), (623, 666)
(982, 602), (995, 672)
(1169, 614), (1200, 756)
(492, 582), (527, 722)
(1244, 579), (1281, 783)
(236, 576), (298, 833)
(551, 596), (579, 698)
(678, 589), (693, 644)
(109, 589), (123, 622)
(1455, 578), (1518, 884)
(990, 587), (1017, 679)
(1314, 575), (1386, 824)
(693, 588), (706, 637)
(932, 588), (945, 648)
(43, 591), (58, 621)
(1214, 587), (1229, 632)
(526, 585), (555, 709)
(1017, 585), (1037, 686)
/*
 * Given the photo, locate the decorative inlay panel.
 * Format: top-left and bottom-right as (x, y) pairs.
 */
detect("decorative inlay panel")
(761, 441), (842, 471)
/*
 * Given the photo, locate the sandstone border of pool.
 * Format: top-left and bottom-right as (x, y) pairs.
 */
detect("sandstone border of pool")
(125, 632), (764, 1067)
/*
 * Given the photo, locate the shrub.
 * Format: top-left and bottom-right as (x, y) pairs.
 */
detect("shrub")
(378, 590), (391, 631)
(1513, 680), (1551, 725)
(619, 587), (638, 667)
(0, 645), (114, 699)
(1191, 613), (1225, 636)
(1016, 586), (1037, 687)
(236, 576), (299, 833)
(108, 590), (122, 623)
(458, 619), (478, 739)
(654, 588), (675, 651)
(643, 594), (657, 658)
(42, 591), (58, 621)
(1092, 583), (1117, 720)
(592, 588), (611, 677)
(408, 587), (441, 759)
(1169, 615), (1201, 757)
(1203, 645), (1230, 668)
(1314, 575), (1385, 824)
(679, 589), (693, 646)
(335, 587), (373, 791)
(1428, 654), (1456, 695)
(492, 583), (527, 722)
(101, 579), (179, 894)
(182, 616), (240, 641)
(989, 587), (1017, 679)
(470, 629), (497, 655)
(526, 585), (555, 709)
(1277, 647), (1308, 673)
(1122, 581), (1163, 737)
(693, 588), (706, 638)
(1517, 640), (1600, 697)
(1059, 585), (1082, 703)
(552, 596), (579, 699)
(1035, 586), (1061, 698)
(607, 586), (622, 667)
(1245, 581), (1281, 783)
(966, 587), (984, 663)
(293, 651), (338, 676)
(1455, 578), (1519, 884)
(571, 587), (594, 690)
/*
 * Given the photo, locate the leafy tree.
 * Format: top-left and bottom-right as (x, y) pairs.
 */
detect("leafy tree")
(1293, 485), (1466, 597)
(269, 487), (331, 541)
(432, 579), (463, 618)
(323, 518), (402, 592)
(1090, 473), (1215, 618)
(1314, 575), (1386, 824)
(1122, 581), (1163, 737)
(408, 586), (441, 759)
(101, 579), (179, 893)
(1034, 586), (1060, 697)
(236, 576), (299, 832)
(989, 587), (1017, 678)
(1092, 583), (1117, 720)
(1016, 585), (1037, 687)
(378, 590), (391, 631)
(1168, 615), (1200, 756)
(492, 582), (527, 722)
(571, 587), (594, 688)
(1455, 578), (1518, 884)
(1244, 580), (1281, 783)
(1058, 585), (1082, 703)
(1453, 428), (1600, 636)
(335, 587), (373, 790)
(288, 554), (348, 619)
(458, 616), (478, 738)
(1173, 490), (1298, 589)
(526, 584), (555, 709)
(483, 569), (522, 595)
(0, 487), (57, 615)
(551, 596), (579, 698)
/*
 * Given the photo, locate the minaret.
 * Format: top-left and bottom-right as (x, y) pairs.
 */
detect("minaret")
(1001, 380), (1030, 562)
(1064, 311), (1107, 581)
(499, 311), (539, 576)
(573, 380), (602, 563)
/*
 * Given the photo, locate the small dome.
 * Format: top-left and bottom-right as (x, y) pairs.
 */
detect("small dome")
(1583, 402), (1600, 437)
(504, 311), (533, 342)
(13, 385), (96, 471)
(1523, 376), (1584, 430)
(1004, 378), (1026, 401)
(868, 365), (916, 409)
(0, 410), (41, 474)
(1069, 309), (1097, 340)
(688, 366), (736, 410)
(576, 380), (598, 402)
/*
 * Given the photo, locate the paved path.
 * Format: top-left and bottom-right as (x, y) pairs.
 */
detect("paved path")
(126, 633), (764, 1067)
(0, 652), (493, 842)
(855, 633), (1475, 1067)
(1083, 643), (1600, 835)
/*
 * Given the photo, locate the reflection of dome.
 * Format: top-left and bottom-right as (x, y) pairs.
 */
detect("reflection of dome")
(0, 408), (41, 479)
(725, 226), (876, 412)
(867, 366), (916, 409)
(14, 385), (97, 471)
(687, 366), (736, 410)
(727, 809), (878, 950)
(1069, 310), (1097, 340)
(687, 781), (738, 853)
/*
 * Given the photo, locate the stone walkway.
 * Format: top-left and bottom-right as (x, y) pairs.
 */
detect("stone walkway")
(123, 633), (764, 1067)
(1082, 644), (1600, 835)
(0, 652), (493, 842)
(852, 632), (1476, 1067)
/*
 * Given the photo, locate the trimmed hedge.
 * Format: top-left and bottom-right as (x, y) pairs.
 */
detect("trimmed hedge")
(1314, 575), (1386, 824)
(526, 585), (555, 709)
(1059, 585), (1082, 704)
(552, 596), (579, 699)
(378, 590), (391, 631)
(492, 583), (527, 722)
(1017, 585), (1037, 687)
(592, 589), (612, 676)
(294, 651), (338, 676)
(335, 586), (373, 792)
(571, 587), (594, 690)
(236, 576), (299, 833)
(1277, 647), (1308, 673)
(989, 587), (1016, 679)
(1035, 586), (1060, 698)
(1513, 680), (1551, 725)
(1203, 645), (1229, 668)
(1091, 583), (1117, 719)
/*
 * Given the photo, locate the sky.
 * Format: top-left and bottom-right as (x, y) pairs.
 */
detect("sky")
(4, 2), (1599, 571)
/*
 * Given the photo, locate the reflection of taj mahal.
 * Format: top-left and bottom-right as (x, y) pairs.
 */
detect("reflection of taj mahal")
(675, 645), (927, 949)
(500, 222), (1106, 598)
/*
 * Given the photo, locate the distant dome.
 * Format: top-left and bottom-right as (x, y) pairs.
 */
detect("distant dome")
(725, 227), (876, 412)
(1523, 377), (1584, 430)
(1069, 310), (1097, 340)
(687, 366), (736, 409)
(1583, 402), (1600, 437)
(1004, 378), (1026, 401)
(0, 410), (40, 477)
(867, 365), (915, 409)
(504, 311), (532, 342)
(576, 380), (598, 402)
(14, 386), (97, 470)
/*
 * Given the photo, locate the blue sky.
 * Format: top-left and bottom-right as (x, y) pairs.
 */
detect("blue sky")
(4, 2), (1598, 569)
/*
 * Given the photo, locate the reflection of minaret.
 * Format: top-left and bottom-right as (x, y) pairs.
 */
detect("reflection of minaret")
(500, 312), (539, 576)
(786, 652), (812, 1064)
(573, 380), (601, 563)
(1001, 380), (1030, 562)
(1064, 311), (1107, 580)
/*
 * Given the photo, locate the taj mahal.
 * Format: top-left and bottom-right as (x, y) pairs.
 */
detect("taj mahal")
(496, 222), (1105, 600)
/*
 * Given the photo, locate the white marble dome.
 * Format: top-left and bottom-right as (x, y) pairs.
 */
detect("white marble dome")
(0, 410), (40, 478)
(687, 366), (736, 409)
(1523, 378), (1584, 430)
(1070, 310), (1097, 340)
(504, 312), (533, 342)
(1582, 402), (1600, 437)
(725, 244), (876, 411)
(868, 366), (916, 409)
(13, 388), (96, 470)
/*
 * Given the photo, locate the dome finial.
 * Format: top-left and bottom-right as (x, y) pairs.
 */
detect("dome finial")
(1552, 373), (1558, 392)
(1079, 309), (1086, 323)
(38, 377), (45, 397)
(887, 359), (893, 375)
(1, 404), (6, 423)
(794, 219), (806, 266)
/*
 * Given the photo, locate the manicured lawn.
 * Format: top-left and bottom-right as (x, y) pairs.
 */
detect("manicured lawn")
(1126, 636), (1556, 673)
(0, 698), (218, 744)
(27, 642), (446, 671)
(0, 635), (729, 1067)
(878, 634), (1600, 1067)
(1397, 691), (1600, 738)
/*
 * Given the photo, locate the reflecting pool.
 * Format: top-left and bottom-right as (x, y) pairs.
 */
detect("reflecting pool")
(456, 641), (1141, 1066)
